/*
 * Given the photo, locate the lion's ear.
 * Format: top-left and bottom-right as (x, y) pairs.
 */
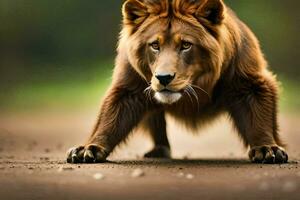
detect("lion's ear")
(195, 0), (225, 24)
(122, 0), (149, 26)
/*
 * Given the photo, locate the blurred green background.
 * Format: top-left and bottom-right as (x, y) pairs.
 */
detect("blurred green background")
(0, 0), (299, 113)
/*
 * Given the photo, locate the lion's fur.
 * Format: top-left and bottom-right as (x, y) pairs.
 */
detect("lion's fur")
(87, 0), (284, 156)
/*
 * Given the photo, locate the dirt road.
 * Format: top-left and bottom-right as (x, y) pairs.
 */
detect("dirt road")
(0, 110), (299, 200)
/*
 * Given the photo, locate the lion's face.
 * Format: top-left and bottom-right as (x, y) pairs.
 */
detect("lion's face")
(122, 0), (225, 104)
(144, 19), (216, 104)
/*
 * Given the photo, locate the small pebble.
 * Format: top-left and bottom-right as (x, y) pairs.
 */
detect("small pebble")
(93, 173), (104, 180)
(131, 168), (145, 178)
(186, 174), (195, 179)
(282, 181), (298, 192)
(177, 172), (185, 178)
(57, 166), (74, 172)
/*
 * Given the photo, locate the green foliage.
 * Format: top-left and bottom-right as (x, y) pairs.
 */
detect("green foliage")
(278, 76), (300, 113)
(0, 60), (113, 112)
(1, 61), (299, 113)
(1, 0), (299, 77)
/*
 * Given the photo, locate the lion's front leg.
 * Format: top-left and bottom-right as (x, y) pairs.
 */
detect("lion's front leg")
(67, 86), (149, 163)
(227, 74), (288, 164)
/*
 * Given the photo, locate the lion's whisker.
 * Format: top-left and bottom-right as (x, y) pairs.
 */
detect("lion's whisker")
(191, 84), (211, 100)
(144, 86), (151, 93)
(184, 88), (194, 105)
(144, 86), (153, 100)
(187, 85), (200, 111)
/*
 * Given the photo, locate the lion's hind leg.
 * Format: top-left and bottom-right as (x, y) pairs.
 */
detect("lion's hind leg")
(141, 110), (171, 159)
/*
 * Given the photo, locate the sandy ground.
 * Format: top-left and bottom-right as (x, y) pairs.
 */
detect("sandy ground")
(0, 110), (299, 200)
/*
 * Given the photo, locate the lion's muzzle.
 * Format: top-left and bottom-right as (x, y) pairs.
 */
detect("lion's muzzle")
(154, 89), (182, 104)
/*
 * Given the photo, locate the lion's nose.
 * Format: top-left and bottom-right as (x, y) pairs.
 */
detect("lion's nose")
(155, 73), (176, 86)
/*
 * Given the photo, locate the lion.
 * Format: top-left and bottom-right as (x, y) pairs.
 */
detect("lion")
(67, 0), (288, 164)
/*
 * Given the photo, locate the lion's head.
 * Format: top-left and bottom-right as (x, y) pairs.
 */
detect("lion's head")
(120, 0), (228, 104)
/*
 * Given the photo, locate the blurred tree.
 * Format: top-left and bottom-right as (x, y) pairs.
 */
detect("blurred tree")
(0, 0), (299, 86)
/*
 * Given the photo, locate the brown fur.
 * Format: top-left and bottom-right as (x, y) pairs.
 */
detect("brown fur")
(67, 0), (288, 164)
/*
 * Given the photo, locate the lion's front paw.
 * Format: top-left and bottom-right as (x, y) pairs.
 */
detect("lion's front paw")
(66, 144), (108, 164)
(249, 145), (288, 164)
(144, 146), (171, 159)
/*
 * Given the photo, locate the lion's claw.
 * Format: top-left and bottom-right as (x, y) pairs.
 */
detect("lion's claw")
(249, 145), (288, 164)
(67, 144), (107, 164)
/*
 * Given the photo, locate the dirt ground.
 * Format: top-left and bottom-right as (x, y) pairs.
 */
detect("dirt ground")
(0, 110), (299, 200)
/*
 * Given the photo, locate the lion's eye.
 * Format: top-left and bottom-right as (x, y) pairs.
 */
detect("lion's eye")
(181, 41), (192, 51)
(150, 41), (160, 51)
